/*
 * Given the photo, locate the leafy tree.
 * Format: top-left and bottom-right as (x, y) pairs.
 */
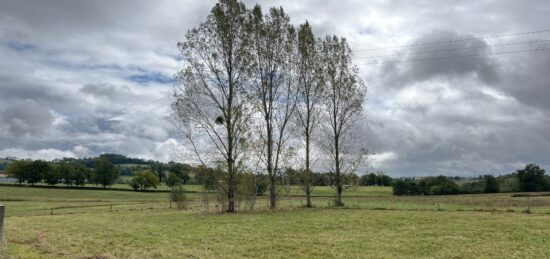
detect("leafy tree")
(165, 172), (183, 188)
(483, 174), (499, 193)
(168, 163), (190, 184)
(73, 164), (89, 187)
(151, 162), (165, 183)
(56, 162), (75, 186)
(517, 164), (549, 192)
(26, 160), (51, 186)
(94, 158), (119, 188)
(129, 171), (159, 191)
(5, 160), (30, 184)
(195, 166), (224, 191)
(43, 167), (60, 186)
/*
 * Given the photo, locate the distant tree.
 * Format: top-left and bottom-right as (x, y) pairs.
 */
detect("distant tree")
(5, 160), (30, 185)
(56, 162), (75, 186)
(43, 166), (60, 186)
(129, 171), (159, 191)
(517, 164), (549, 192)
(26, 160), (51, 186)
(94, 158), (119, 188)
(392, 178), (421, 196)
(194, 166), (224, 191)
(483, 175), (499, 193)
(168, 163), (190, 184)
(73, 164), (89, 187)
(165, 172), (183, 188)
(151, 162), (165, 183)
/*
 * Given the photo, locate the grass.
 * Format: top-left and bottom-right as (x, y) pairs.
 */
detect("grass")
(2, 185), (550, 258)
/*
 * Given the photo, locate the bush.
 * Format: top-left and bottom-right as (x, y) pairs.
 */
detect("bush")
(169, 185), (187, 209)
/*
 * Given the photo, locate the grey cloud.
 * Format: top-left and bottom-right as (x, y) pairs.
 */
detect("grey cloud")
(0, 100), (54, 137)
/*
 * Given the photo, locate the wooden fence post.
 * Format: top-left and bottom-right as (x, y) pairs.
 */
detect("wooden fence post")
(0, 204), (5, 241)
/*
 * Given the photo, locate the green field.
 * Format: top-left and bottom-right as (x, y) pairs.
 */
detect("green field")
(2, 185), (550, 258)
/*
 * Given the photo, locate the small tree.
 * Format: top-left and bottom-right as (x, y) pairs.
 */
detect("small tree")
(483, 174), (499, 193)
(169, 185), (187, 209)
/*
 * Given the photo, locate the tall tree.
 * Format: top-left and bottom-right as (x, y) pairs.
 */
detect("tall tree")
(151, 162), (165, 183)
(517, 164), (549, 192)
(94, 157), (119, 188)
(294, 22), (323, 208)
(319, 36), (367, 206)
(249, 5), (297, 209)
(173, 0), (253, 212)
(5, 160), (30, 185)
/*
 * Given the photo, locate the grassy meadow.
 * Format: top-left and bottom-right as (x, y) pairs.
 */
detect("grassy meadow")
(1, 185), (550, 258)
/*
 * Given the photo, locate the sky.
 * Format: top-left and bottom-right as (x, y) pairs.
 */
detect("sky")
(1, 0), (549, 177)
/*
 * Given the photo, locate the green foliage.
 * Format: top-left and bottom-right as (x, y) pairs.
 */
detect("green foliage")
(165, 172), (183, 188)
(26, 160), (51, 185)
(392, 178), (422, 196)
(42, 166), (60, 186)
(517, 163), (549, 192)
(56, 162), (75, 186)
(129, 171), (159, 191)
(93, 158), (119, 188)
(360, 172), (393, 186)
(167, 163), (191, 184)
(5, 160), (31, 184)
(459, 181), (485, 194)
(483, 175), (500, 193)
(194, 166), (224, 190)
(151, 162), (165, 183)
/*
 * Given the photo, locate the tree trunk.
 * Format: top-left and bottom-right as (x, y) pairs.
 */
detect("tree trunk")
(335, 185), (344, 207)
(306, 185), (312, 207)
(305, 134), (312, 208)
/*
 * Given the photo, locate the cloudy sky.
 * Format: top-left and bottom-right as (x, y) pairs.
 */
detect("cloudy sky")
(1, 0), (549, 176)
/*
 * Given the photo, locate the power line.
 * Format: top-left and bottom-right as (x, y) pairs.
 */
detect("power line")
(354, 47), (550, 65)
(354, 28), (550, 52)
(353, 39), (550, 60)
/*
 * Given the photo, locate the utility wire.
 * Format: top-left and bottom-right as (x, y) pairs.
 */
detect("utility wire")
(354, 28), (550, 52)
(354, 47), (550, 65)
(353, 39), (550, 60)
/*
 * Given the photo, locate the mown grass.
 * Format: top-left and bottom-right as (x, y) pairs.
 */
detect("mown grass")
(2, 185), (550, 258)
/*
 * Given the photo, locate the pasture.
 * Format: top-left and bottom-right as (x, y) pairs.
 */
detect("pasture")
(1, 185), (550, 258)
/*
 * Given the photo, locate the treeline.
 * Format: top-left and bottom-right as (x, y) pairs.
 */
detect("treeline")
(5, 158), (119, 188)
(393, 163), (550, 196)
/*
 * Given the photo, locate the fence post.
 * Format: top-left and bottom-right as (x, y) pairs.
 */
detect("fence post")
(0, 204), (5, 241)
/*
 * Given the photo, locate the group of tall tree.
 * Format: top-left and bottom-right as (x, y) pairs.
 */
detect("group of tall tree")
(173, 0), (367, 212)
